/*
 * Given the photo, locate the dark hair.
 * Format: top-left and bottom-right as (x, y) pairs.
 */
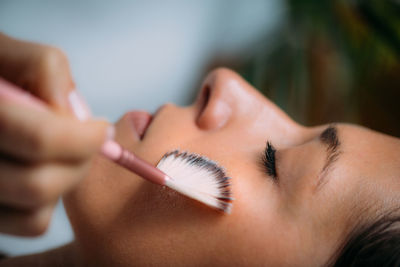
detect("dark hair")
(328, 212), (400, 267)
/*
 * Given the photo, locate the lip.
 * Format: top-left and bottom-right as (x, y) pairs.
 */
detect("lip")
(126, 111), (153, 140)
(125, 104), (169, 140)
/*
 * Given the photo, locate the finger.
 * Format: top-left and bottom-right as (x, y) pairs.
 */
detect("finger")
(0, 33), (75, 113)
(0, 204), (55, 236)
(0, 159), (91, 209)
(0, 101), (112, 161)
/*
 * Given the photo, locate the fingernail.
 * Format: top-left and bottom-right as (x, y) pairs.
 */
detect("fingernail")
(106, 125), (115, 141)
(68, 90), (91, 121)
(101, 139), (122, 161)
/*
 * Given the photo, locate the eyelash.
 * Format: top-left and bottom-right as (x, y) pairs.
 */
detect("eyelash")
(262, 141), (277, 180)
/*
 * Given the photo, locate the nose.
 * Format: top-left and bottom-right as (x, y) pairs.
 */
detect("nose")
(194, 68), (304, 146)
(195, 68), (246, 130)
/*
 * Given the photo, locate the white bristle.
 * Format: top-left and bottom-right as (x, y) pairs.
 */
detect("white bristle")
(156, 150), (233, 214)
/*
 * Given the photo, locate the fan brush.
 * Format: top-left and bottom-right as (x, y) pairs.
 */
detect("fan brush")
(101, 141), (233, 213)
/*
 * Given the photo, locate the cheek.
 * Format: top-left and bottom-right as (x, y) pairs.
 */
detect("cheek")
(64, 156), (220, 263)
(63, 105), (297, 264)
(63, 156), (138, 236)
(63, 155), (289, 265)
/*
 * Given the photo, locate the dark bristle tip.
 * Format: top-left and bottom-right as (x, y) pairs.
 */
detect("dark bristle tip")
(219, 177), (229, 183)
(160, 149), (234, 212)
(218, 202), (232, 213)
(218, 197), (234, 201)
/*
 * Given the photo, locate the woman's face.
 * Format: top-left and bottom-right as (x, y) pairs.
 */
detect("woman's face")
(64, 68), (400, 266)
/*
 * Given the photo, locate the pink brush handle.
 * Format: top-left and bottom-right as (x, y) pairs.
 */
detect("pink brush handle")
(101, 140), (169, 185)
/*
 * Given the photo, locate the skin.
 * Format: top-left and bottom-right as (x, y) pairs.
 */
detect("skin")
(0, 29), (399, 267)
(59, 68), (399, 266)
(0, 33), (110, 237)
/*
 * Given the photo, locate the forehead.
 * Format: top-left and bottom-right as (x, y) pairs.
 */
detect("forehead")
(298, 125), (400, 255)
(328, 124), (400, 213)
(340, 125), (400, 172)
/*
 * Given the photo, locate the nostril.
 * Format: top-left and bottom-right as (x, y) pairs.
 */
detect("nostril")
(197, 85), (211, 118)
(203, 86), (211, 105)
(196, 84), (232, 130)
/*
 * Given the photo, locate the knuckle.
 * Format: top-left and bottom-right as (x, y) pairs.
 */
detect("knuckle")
(22, 169), (53, 205)
(27, 121), (53, 159)
(21, 208), (52, 236)
(0, 102), (18, 135)
(39, 46), (69, 72)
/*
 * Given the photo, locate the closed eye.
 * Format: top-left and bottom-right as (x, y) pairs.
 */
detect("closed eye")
(262, 141), (277, 180)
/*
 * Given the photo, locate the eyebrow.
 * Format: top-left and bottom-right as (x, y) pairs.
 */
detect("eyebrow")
(315, 125), (342, 191)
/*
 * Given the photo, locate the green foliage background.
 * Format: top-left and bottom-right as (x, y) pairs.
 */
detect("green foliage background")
(235, 0), (400, 136)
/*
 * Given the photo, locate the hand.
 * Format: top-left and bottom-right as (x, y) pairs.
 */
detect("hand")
(0, 33), (112, 236)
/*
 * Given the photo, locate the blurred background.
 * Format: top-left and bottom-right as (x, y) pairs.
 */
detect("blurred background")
(0, 0), (399, 257)
(231, 0), (400, 137)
